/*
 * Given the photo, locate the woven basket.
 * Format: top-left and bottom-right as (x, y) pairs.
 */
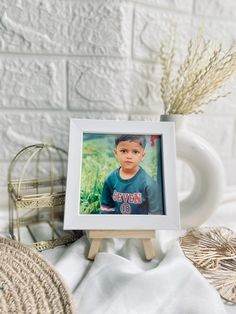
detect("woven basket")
(0, 237), (76, 313)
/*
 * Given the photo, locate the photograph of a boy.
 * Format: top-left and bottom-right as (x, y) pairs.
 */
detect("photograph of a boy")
(101, 134), (163, 215)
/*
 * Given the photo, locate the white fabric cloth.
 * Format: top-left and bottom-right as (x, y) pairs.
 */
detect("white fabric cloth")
(55, 238), (226, 314)
(1, 187), (236, 314)
(54, 189), (236, 314)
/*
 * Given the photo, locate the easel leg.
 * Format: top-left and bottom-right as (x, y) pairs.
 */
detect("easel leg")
(88, 238), (101, 260)
(142, 238), (155, 260)
(87, 230), (156, 261)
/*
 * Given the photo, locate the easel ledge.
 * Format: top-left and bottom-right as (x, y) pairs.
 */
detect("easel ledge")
(87, 230), (156, 261)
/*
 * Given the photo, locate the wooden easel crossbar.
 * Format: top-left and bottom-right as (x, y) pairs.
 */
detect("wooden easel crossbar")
(87, 230), (156, 261)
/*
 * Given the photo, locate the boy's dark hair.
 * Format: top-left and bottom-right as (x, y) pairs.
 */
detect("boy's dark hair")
(115, 134), (146, 148)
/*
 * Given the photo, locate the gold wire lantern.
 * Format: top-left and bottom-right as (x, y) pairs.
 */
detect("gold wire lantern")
(8, 143), (81, 251)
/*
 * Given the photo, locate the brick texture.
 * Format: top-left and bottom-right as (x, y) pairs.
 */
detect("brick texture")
(0, 0), (132, 56)
(131, 0), (193, 13)
(0, 59), (65, 109)
(68, 59), (162, 114)
(195, 0), (236, 18)
(0, 0), (235, 189)
(133, 6), (192, 62)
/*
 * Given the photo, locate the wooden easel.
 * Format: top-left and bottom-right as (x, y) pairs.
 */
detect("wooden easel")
(87, 230), (156, 261)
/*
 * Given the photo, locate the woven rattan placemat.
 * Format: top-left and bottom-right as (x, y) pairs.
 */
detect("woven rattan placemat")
(0, 237), (76, 313)
(180, 227), (236, 304)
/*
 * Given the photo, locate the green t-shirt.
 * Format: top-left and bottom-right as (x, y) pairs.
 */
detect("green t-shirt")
(101, 167), (163, 215)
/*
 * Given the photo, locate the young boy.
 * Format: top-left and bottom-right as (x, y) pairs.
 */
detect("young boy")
(100, 134), (163, 215)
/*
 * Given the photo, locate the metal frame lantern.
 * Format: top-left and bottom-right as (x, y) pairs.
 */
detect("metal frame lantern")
(8, 143), (81, 251)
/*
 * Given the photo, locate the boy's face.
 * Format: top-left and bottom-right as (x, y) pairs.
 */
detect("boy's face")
(114, 140), (145, 173)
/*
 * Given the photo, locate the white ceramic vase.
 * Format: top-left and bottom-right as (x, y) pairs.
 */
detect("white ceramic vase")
(160, 114), (225, 229)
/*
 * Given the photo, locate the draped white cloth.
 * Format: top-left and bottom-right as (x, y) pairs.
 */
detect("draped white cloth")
(55, 236), (226, 314)
(1, 188), (236, 314)
(54, 190), (236, 314)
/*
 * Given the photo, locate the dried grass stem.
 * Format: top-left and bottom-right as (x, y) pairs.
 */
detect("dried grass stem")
(160, 33), (236, 114)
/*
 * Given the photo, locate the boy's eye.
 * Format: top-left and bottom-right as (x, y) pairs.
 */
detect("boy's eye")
(133, 150), (140, 154)
(120, 149), (126, 153)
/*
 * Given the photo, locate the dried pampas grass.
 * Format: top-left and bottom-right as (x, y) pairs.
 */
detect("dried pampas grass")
(180, 227), (236, 304)
(160, 32), (236, 114)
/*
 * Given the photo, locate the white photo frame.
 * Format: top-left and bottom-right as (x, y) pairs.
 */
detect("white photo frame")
(64, 119), (180, 230)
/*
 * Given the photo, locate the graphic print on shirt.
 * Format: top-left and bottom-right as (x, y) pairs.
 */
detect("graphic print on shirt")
(101, 167), (163, 215)
(112, 190), (142, 214)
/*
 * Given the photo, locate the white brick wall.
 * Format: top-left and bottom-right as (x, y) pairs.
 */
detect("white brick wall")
(0, 0), (235, 190)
